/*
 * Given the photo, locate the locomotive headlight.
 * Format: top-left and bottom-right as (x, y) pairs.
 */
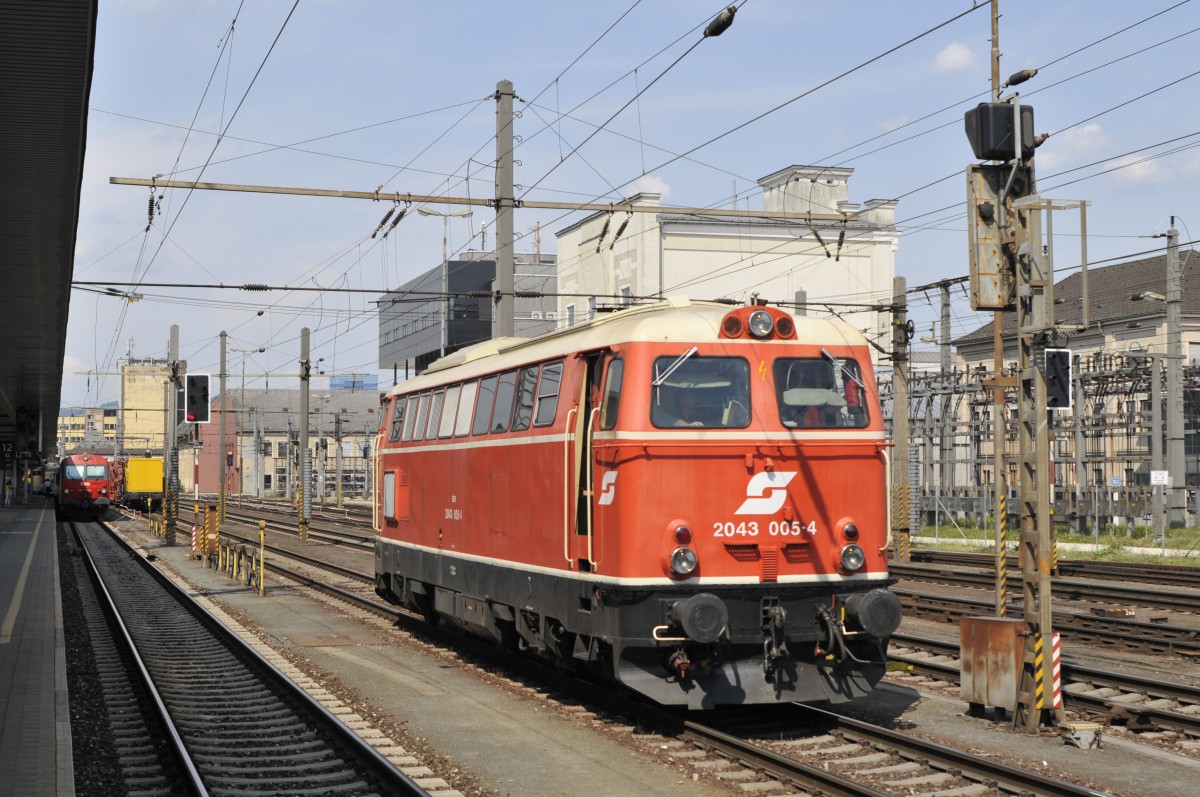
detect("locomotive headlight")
(840, 544), (866, 572)
(669, 546), (698, 577)
(674, 525), (692, 544)
(748, 309), (774, 338)
(100, 487), (107, 495)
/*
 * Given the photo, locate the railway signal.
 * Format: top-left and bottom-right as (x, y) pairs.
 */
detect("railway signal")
(1045, 349), (1072, 410)
(185, 373), (211, 423)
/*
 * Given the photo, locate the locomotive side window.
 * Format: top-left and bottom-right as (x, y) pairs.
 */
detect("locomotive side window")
(454, 381), (478, 437)
(411, 392), (432, 442)
(425, 389), (445, 440)
(387, 399), (405, 442)
(599, 358), (624, 431)
(651, 356), (750, 429)
(533, 360), (564, 427)
(774, 357), (868, 428)
(400, 395), (420, 441)
(472, 376), (498, 436)
(511, 367), (538, 432)
(491, 370), (519, 433)
(438, 384), (461, 438)
(382, 471), (396, 520)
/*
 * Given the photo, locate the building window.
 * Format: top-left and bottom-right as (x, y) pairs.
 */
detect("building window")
(566, 304), (575, 327)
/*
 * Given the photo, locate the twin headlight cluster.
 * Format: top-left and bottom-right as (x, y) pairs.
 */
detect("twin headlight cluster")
(667, 521), (867, 578)
(719, 307), (796, 340)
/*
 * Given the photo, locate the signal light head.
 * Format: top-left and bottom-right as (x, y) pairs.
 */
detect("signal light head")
(748, 309), (774, 338)
(721, 315), (744, 337)
(674, 525), (692, 544)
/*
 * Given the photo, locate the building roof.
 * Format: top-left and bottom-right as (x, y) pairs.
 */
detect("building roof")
(953, 248), (1200, 346)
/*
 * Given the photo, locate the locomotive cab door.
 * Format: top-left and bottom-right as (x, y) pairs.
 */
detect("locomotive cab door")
(568, 350), (619, 572)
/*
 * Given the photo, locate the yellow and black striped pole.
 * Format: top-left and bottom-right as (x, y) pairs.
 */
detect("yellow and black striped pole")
(995, 493), (1007, 617)
(1033, 633), (1046, 709)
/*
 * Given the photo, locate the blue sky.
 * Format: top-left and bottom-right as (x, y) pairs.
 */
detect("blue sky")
(66, 0), (1200, 408)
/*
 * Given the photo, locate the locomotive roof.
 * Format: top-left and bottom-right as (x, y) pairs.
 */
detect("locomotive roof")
(389, 297), (869, 396)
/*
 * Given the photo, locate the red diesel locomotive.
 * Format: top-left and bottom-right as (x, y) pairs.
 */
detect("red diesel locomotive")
(55, 452), (117, 520)
(373, 298), (901, 708)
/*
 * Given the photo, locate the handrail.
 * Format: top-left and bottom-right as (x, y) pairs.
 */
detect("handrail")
(563, 407), (578, 565)
(585, 406), (601, 569)
(372, 433), (382, 533)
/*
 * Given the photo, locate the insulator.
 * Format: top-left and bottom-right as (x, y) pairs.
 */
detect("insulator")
(704, 6), (736, 37)
(388, 208), (407, 229)
(379, 208), (395, 227)
(609, 215), (631, 249)
(147, 196), (155, 221)
(811, 226), (831, 258)
(596, 212), (612, 253)
(834, 229), (845, 262)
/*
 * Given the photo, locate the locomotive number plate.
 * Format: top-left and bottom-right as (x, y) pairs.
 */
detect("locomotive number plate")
(713, 520), (816, 537)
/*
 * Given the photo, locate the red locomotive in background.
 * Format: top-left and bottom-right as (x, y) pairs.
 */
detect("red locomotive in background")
(55, 452), (117, 520)
(373, 298), (901, 708)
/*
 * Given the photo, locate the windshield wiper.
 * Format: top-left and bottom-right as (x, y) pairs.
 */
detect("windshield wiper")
(821, 348), (865, 388)
(652, 346), (699, 386)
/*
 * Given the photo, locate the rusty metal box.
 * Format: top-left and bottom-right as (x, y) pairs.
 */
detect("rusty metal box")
(959, 616), (1023, 709)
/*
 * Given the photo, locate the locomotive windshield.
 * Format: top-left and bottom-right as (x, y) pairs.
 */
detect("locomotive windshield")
(651, 356), (750, 428)
(774, 356), (868, 428)
(63, 463), (107, 479)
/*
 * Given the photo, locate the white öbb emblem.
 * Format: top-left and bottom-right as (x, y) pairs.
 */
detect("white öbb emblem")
(597, 472), (618, 505)
(735, 471), (798, 515)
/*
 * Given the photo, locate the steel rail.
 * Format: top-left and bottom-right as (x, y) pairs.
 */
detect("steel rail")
(909, 549), (1200, 589)
(88, 521), (429, 796)
(889, 632), (1200, 737)
(72, 521), (209, 796)
(894, 588), (1200, 653)
(891, 561), (1200, 613)
(793, 705), (1113, 797)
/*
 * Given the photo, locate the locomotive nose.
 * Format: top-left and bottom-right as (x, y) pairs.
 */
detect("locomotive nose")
(669, 593), (729, 643)
(844, 589), (902, 638)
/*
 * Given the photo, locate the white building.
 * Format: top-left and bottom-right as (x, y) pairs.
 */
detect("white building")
(554, 165), (899, 355)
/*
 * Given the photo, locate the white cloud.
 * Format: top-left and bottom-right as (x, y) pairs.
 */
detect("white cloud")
(879, 115), (910, 133)
(628, 175), (671, 200)
(1034, 124), (1110, 171)
(932, 42), (976, 73)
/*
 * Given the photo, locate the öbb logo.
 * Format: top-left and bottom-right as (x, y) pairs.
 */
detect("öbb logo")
(734, 471), (798, 515)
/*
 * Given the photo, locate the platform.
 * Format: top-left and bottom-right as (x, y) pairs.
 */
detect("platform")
(0, 500), (73, 796)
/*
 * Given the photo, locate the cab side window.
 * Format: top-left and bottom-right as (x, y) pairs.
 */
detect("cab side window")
(599, 358), (623, 431)
(388, 399), (406, 442)
(511, 367), (538, 431)
(534, 361), (564, 427)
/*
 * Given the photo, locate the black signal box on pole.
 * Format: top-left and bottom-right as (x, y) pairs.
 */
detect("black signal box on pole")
(965, 102), (1035, 161)
(185, 373), (211, 423)
(1045, 349), (1072, 410)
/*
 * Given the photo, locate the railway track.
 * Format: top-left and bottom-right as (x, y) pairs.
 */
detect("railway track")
(891, 560), (1200, 614)
(907, 549), (1200, 590)
(221, 507), (374, 549)
(893, 587), (1200, 654)
(192, 523), (1139, 795)
(676, 704), (1112, 797)
(889, 632), (1200, 739)
(72, 520), (428, 796)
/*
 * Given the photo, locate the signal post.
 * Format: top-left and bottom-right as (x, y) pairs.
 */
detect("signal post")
(964, 7), (1096, 731)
